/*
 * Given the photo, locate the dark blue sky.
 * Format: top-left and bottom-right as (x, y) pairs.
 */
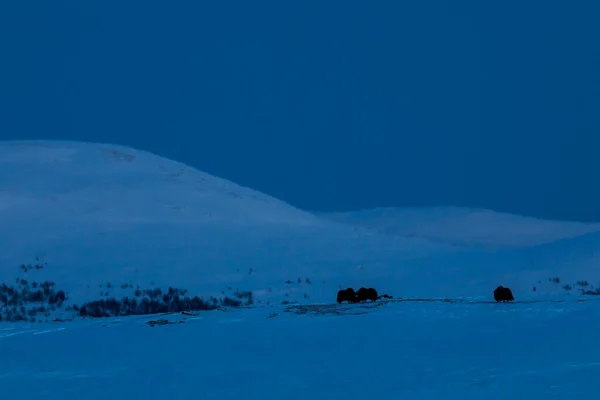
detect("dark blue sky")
(1, 1), (599, 221)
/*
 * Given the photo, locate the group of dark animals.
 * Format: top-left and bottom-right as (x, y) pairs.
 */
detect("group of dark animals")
(337, 287), (393, 304)
(336, 285), (515, 304)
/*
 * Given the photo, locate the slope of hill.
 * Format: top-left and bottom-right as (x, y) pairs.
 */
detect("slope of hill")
(388, 231), (600, 300)
(515, 229), (600, 292)
(0, 140), (458, 319)
(317, 207), (600, 249)
(1, 140), (600, 325)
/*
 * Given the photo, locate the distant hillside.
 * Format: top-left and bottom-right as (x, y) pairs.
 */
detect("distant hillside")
(1, 141), (599, 324)
(316, 207), (600, 249)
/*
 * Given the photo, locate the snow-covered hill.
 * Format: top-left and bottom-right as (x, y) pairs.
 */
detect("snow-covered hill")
(3, 140), (600, 399)
(0, 141), (457, 313)
(1, 140), (600, 324)
(317, 206), (600, 249)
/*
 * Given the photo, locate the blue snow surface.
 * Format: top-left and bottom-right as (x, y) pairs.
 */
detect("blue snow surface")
(2, 141), (600, 399)
(2, 298), (600, 399)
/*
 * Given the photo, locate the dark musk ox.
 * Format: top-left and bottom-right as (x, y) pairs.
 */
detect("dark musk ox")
(337, 288), (358, 304)
(356, 287), (378, 303)
(494, 286), (514, 302)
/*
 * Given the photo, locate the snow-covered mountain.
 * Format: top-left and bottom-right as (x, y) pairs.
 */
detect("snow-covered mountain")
(317, 206), (600, 249)
(1, 140), (599, 318)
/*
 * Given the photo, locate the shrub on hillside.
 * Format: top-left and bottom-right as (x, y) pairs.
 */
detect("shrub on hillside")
(1, 263), (252, 322)
(583, 288), (600, 295)
(77, 292), (247, 318)
(0, 277), (69, 322)
(75, 286), (252, 318)
(233, 289), (253, 305)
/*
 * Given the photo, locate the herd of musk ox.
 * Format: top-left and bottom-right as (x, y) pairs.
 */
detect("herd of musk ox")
(336, 287), (392, 304)
(336, 285), (515, 304)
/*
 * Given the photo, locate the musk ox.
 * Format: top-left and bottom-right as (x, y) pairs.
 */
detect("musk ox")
(494, 286), (514, 302)
(356, 287), (378, 303)
(337, 288), (358, 304)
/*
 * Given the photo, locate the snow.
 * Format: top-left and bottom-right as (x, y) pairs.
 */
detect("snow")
(0, 140), (456, 305)
(1, 140), (600, 398)
(2, 299), (600, 399)
(317, 206), (600, 249)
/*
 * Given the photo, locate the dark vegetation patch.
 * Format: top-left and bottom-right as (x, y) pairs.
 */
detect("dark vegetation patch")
(548, 276), (600, 295)
(1, 263), (253, 322)
(0, 278), (66, 322)
(19, 263), (46, 272)
(284, 277), (312, 285)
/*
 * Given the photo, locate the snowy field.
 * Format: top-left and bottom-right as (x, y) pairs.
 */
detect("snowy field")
(2, 140), (600, 398)
(2, 298), (600, 399)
